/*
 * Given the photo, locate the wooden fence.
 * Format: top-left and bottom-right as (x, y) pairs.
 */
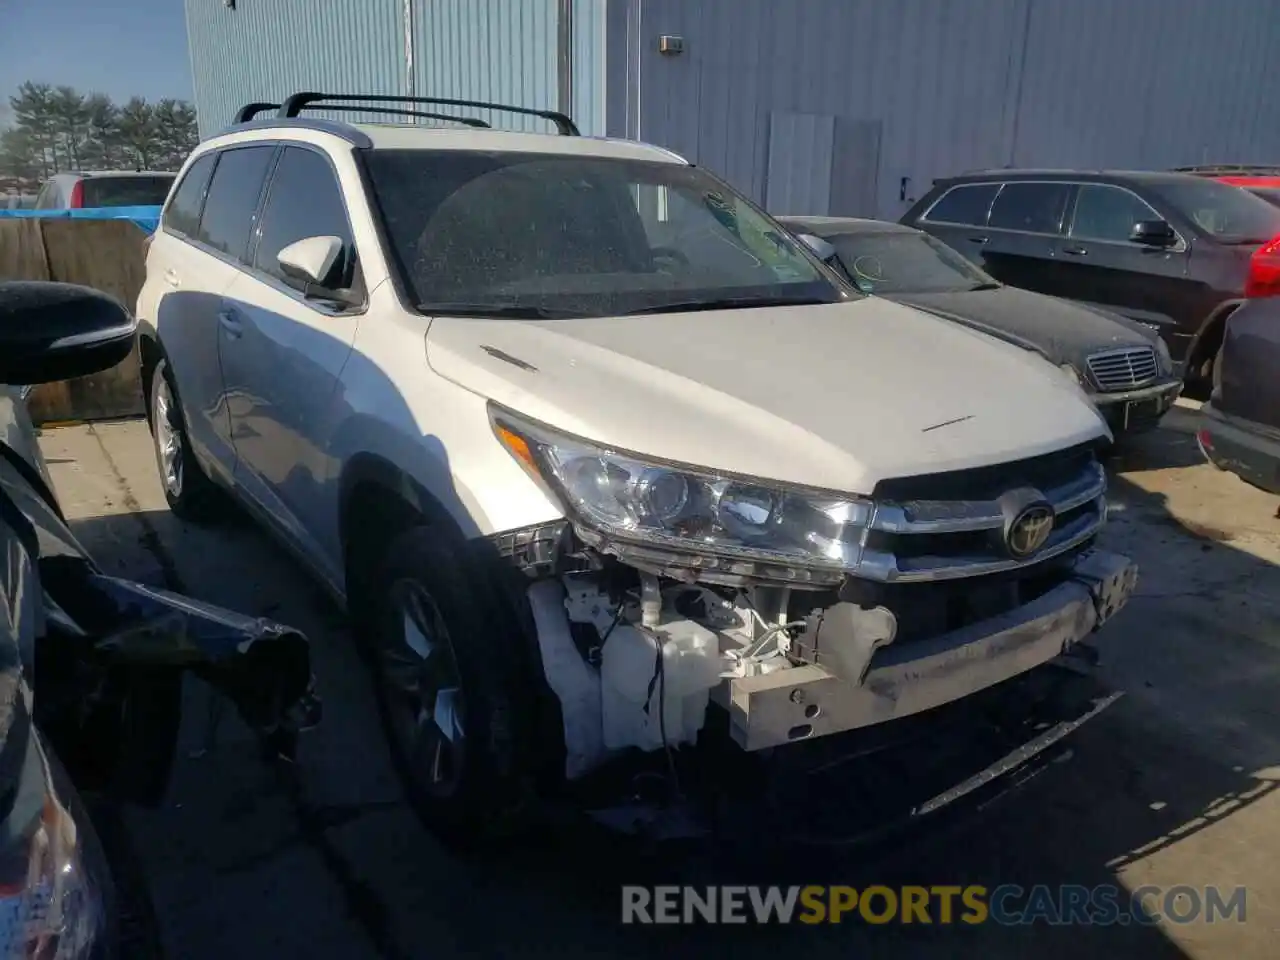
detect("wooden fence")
(0, 218), (147, 424)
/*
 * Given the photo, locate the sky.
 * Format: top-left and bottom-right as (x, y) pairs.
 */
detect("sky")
(0, 0), (193, 123)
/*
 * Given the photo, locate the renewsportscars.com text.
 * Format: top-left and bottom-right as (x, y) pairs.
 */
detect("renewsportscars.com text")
(621, 884), (1247, 926)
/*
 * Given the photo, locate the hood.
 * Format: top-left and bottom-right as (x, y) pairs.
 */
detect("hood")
(425, 298), (1108, 495)
(889, 286), (1157, 367)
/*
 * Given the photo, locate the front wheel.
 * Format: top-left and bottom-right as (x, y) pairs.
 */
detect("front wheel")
(364, 528), (540, 847)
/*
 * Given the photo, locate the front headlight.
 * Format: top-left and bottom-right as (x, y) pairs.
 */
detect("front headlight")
(0, 733), (106, 959)
(1154, 336), (1173, 376)
(492, 409), (873, 569)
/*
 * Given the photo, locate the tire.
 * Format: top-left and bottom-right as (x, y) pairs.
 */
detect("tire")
(363, 527), (541, 848)
(1212, 342), (1225, 396)
(148, 357), (223, 522)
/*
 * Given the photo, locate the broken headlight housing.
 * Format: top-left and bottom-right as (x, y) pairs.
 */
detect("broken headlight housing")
(492, 407), (873, 570)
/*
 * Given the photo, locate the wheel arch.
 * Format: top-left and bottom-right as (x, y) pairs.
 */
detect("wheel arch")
(137, 332), (163, 423)
(1187, 299), (1245, 379)
(337, 452), (468, 604)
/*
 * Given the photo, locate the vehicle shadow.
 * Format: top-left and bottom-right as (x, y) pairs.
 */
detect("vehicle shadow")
(55, 317), (1278, 958)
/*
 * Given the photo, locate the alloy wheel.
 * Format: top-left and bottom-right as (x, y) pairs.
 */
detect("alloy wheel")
(379, 579), (467, 798)
(153, 378), (184, 498)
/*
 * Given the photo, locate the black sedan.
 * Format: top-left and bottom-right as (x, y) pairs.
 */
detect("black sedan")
(778, 216), (1184, 437)
(0, 281), (320, 957)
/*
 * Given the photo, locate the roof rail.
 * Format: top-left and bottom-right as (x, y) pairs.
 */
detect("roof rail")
(235, 102), (280, 123)
(276, 92), (580, 136)
(235, 100), (491, 128)
(230, 101), (488, 130)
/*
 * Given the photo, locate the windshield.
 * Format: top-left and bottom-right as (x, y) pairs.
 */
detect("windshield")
(363, 150), (842, 318)
(82, 175), (175, 207)
(824, 230), (996, 294)
(1248, 187), (1280, 210)
(1153, 178), (1280, 242)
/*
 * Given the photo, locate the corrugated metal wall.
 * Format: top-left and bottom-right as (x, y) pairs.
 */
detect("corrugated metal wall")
(410, 0), (559, 132)
(184, 0), (407, 137)
(571, 0), (609, 136)
(185, 0), (605, 138)
(619, 0), (1280, 219)
(1010, 0), (1280, 168)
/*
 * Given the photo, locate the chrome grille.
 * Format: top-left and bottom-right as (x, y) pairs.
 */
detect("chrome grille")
(857, 455), (1107, 583)
(1086, 347), (1158, 391)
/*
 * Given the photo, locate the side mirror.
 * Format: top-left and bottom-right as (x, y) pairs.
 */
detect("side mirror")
(1130, 220), (1177, 248)
(278, 235), (345, 289)
(0, 281), (136, 386)
(277, 235), (363, 308)
(796, 233), (837, 261)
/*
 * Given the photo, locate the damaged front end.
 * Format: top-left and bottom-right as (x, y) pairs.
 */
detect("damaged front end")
(491, 411), (1137, 841)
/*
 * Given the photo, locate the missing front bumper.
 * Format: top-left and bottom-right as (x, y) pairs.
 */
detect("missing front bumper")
(717, 548), (1137, 751)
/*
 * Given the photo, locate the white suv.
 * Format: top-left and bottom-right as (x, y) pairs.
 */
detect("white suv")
(136, 93), (1138, 844)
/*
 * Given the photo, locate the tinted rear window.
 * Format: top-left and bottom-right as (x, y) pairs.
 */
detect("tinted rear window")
(923, 183), (999, 226)
(194, 146), (276, 260)
(82, 175), (175, 207)
(988, 182), (1072, 234)
(1151, 178), (1280, 242)
(163, 155), (216, 237)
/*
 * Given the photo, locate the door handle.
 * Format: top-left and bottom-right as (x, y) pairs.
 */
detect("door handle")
(1062, 245), (1088, 256)
(968, 236), (989, 245)
(163, 268), (180, 288)
(218, 309), (243, 339)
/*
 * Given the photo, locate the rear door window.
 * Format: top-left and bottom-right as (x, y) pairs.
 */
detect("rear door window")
(82, 175), (176, 208)
(988, 182), (1072, 234)
(1068, 184), (1162, 243)
(252, 147), (356, 290)
(162, 154), (216, 239)
(923, 183), (999, 226)
(193, 145), (277, 261)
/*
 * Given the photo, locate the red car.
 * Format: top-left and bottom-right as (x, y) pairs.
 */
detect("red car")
(1174, 165), (1280, 208)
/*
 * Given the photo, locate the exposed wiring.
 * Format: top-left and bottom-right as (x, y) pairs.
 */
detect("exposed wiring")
(643, 639), (682, 801)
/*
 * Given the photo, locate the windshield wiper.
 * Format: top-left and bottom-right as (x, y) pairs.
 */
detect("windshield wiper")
(624, 295), (835, 316)
(966, 282), (1001, 291)
(415, 302), (573, 319)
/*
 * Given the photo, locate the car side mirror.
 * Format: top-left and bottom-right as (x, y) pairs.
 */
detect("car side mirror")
(278, 235), (346, 288)
(796, 233), (837, 261)
(0, 281), (136, 386)
(277, 235), (363, 308)
(1130, 220), (1177, 248)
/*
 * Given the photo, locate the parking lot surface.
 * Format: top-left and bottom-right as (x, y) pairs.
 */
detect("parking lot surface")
(37, 414), (1280, 959)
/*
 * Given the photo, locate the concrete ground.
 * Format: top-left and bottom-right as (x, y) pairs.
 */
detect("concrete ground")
(36, 413), (1280, 959)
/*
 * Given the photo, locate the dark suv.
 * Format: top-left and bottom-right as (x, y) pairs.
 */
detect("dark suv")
(902, 171), (1280, 395)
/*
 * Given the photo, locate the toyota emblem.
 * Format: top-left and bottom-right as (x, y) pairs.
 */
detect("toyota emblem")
(1005, 503), (1055, 559)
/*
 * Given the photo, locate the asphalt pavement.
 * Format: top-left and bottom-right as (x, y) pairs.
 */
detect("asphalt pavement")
(37, 415), (1280, 960)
